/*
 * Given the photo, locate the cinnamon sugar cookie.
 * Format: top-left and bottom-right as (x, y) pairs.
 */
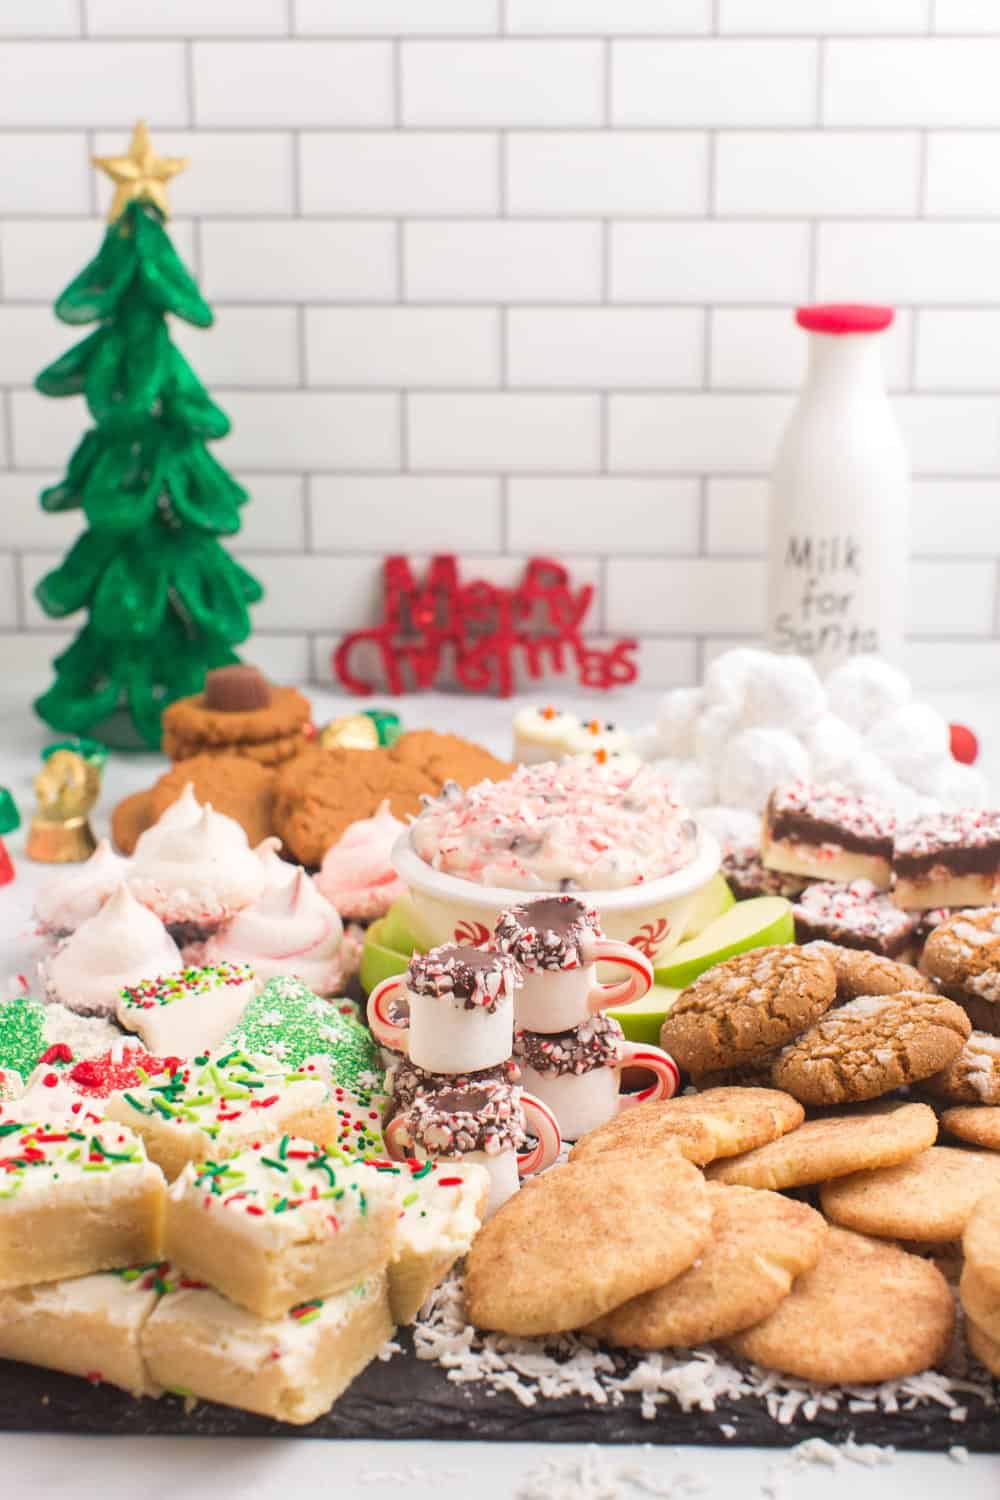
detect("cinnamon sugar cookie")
(569, 1086), (803, 1170)
(659, 945), (836, 1077)
(463, 1152), (711, 1337)
(921, 908), (1000, 1035)
(962, 1188), (1000, 1297)
(820, 1146), (1000, 1243)
(959, 1261), (1000, 1343)
(587, 1183), (826, 1350)
(707, 1101), (938, 1190)
(727, 1226), (954, 1384)
(806, 942), (933, 1002)
(924, 1031), (1000, 1105)
(772, 992), (970, 1106)
(966, 1316), (1000, 1378)
(941, 1106), (1000, 1152)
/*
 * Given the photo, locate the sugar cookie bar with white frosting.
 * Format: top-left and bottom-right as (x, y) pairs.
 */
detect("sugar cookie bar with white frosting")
(370, 1157), (490, 1324)
(0, 1122), (165, 1291)
(0, 1262), (178, 1398)
(116, 962), (258, 1059)
(104, 1051), (337, 1181)
(141, 1272), (392, 1425)
(163, 1136), (401, 1318)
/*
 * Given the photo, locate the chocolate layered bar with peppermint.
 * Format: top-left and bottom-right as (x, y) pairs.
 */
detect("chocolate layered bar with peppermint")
(792, 879), (920, 960)
(893, 809), (1000, 911)
(761, 782), (896, 891)
(721, 844), (808, 902)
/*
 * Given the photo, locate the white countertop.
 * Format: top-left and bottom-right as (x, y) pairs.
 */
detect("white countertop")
(2, 686), (999, 1499)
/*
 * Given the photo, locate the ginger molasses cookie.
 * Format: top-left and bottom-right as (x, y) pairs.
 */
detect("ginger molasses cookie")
(707, 1101), (938, 1190)
(587, 1182), (826, 1350)
(962, 1188), (1000, 1297)
(942, 1106), (1000, 1153)
(569, 1087), (803, 1170)
(111, 756), (276, 855)
(806, 942), (933, 1002)
(727, 1226), (954, 1384)
(924, 1031), (1000, 1106)
(389, 730), (513, 789)
(273, 747), (437, 868)
(463, 1152), (711, 1337)
(921, 908), (1000, 1035)
(820, 1145), (1000, 1243)
(772, 992), (971, 1106)
(162, 666), (313, 767)
(110, 788), (155, 856)
(659, 945), (836, 1077)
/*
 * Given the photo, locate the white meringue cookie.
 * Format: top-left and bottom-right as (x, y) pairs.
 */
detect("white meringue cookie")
(315, 799), (407, 921)
(202, 868), (347, 997)
(254, 836), (298, 894)
(33, 838), (130, 938)
(132, 781), (204, 860)
(40, 884), (183, 1017)
(129, 804), (265, 929)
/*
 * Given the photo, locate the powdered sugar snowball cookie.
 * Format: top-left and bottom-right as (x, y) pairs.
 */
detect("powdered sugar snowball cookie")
(718, 728), (810, 814)
(826, 655), (913, 734)
(703, 648), (775, 713)
(696, 805), (762, 853)
(129, 803), (265, 937)
(315, 799), (407, 922)
(648, 758), (716, 810)
(866, 702), (950, 790)
(202, 868), (348, 998)
(694, 703), (741, 773)
(653, 686), (703, 759)
(803, 715), (865, 785)
(916, 758), (990, 810)
(33, 839), (130, 940)
(739, 654), (826, 734)
(837, 750), (908, 807)
(41, 885), (182, 1018)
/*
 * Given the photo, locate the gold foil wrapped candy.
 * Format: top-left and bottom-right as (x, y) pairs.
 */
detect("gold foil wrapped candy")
(319, 714), (380, 751)
(26, 749), (101, 863)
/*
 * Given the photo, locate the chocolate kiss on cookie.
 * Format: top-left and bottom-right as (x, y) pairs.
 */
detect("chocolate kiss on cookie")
(727, 1225), (954, 1385)
(204, 664), (272, 712)
(588, 1183), (826, 1350)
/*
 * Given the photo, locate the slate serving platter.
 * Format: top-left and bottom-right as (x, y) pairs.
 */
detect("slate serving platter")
(2, 1330), (996, 1450)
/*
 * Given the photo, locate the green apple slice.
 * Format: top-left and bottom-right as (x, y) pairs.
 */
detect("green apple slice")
(379, 894), (430, 957)
(680, 871), (735, 941)
(608, 984), (680, 1047)
(359, 918), (411, 995)
(654, 896), (795, 992)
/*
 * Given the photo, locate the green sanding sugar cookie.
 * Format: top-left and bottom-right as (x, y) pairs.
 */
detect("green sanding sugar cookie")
(0, 995), (47, 1079)
(222, 977), (383, 1103)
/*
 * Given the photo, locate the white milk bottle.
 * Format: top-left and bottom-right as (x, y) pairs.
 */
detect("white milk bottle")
(766, 304), (908, 675)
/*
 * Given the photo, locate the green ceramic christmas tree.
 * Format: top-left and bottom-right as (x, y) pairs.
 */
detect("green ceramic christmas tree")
(32, 123), (263, 750)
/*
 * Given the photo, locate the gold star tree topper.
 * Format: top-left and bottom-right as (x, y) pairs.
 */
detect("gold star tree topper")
(93, 121), (188, 222)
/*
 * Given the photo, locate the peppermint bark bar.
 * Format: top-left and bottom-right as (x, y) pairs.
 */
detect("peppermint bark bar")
(894, 809), (1000, 911)
(163, 1136), (401, 1318)
(0, 1261), (180, 1398)
(793, 879), (920, 959)
(762, 782), (895, 891)
(141, 1272), (392, 1425)
(104, 1051), (337, 1182)
(0, 1122), (165, 1291)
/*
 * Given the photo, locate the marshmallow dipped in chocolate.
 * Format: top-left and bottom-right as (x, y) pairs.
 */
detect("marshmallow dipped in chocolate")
(405, 943), (521, 1014)
(387, 1055), (522, 1113)
(515, 1013), (624, 1078)
(403, 1075), (528, 1158)
(494, 894), (600, 972)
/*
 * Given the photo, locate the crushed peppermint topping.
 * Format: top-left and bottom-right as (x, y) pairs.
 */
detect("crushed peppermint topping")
(794, 880), (919, 949)
(895, 808), (1000, 859)
(515, 1015), (623, 1077)
(495, 895), (602, 972)
(768, 782), (896, 844)
(399, 1078), (527, 1157)
(406, 945), (520, 1013)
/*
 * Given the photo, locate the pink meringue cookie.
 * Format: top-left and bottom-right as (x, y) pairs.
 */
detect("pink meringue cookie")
(40, 884), (183, 1017)
(201, 868), (352, 997)
(33, 837), (130, 939)
(254, 835), (298, 894)
(128, 803), (265, 933)
(315, 798), (407, 921)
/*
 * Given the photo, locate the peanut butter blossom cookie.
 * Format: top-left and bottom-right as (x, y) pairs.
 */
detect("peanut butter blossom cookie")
(221, 977), (382, 1100)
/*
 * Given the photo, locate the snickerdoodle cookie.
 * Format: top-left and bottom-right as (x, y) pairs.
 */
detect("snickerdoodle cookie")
(587, 1183), (826, 1350)
(921, 908), (1000, 1035)
(659, 946), (836, 1077)
(463, 1152), (711, 1337)
(962, 1188), (1000, 1296)
(807, 942), (933, 1002)
(569, 1087), (803, 1170)
(772, 992), (970, 1106)
(727, 1226), (954, 1384)
(966, 1316), (1000, 1378)
(707, 1101), (938, 1191)
(941, 1106), (1000, 1152)
(959, 1261), (1000, 1343)
(924, 1031), (1000, 1106)
(820, 1146), (1000, 1243)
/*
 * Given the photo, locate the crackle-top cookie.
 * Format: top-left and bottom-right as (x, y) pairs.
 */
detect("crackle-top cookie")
(111, 755), (276, 856)
(463, 1151), (712, 1337)
(587, 1182), (827, 1350)
(727, 1226), (954, 1385)
(821, 1146), (1000, 1243)
(806, 943), (933, 1003)
(659, 945), (836, 1077)
(390, 730), (514, 790)
(707, 1101), (938, 1190)
(569, 1087), (803, 1170)
(921, 908), (1000, 1034)
(924, 1032), (1000, 1106)
(772, 992), (971, 1106)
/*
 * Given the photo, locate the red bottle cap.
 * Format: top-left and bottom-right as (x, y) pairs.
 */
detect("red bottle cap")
(795, 304), (894, 335)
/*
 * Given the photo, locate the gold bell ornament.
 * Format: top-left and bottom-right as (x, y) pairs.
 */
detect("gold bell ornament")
(26, 749), (102, 863)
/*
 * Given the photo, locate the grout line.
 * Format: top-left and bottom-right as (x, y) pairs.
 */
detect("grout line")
(296, 303), (308, 385)
(395, 220), (405, 300)
(399, 392), (409, 472)
(917, 129), (930, 216)
(599, 391), (609, 473)
(1, 392), (14, 472)
(697, 476), (709, 556)
(10, 550), (24, 629)
(815, 37), (825, 127)
(289, 130), (303, 216)
(498, 306), (508, 387)
(287, 0), (295, 36)
(807, 220), (818, 301)
(497, 131), (507, 215)
(392, 38), (402, 128)
(499, 473), (509, 551)
(706, 131), (717, 216)
(602, 38), (612, 128)
(702, 306), (713, 387)
(184, 40), (196, 128)
(301, 471), (313, 551)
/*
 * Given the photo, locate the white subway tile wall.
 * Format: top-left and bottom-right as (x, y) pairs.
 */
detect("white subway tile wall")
(3, 3), (1000, 692)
